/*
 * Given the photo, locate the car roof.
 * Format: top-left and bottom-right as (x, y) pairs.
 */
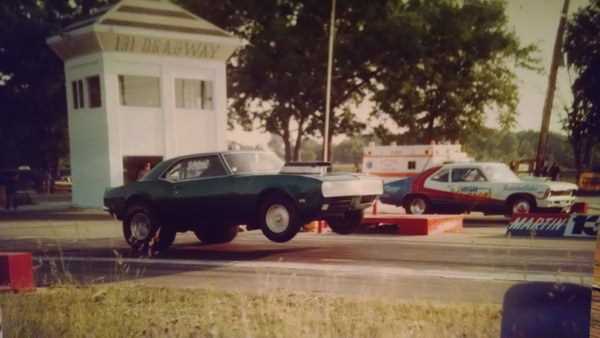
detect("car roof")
(142, 150), (275, 181)
(441, 161), (507, 169)
(166, 150), (272, 163)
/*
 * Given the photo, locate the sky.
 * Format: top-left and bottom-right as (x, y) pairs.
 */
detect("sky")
(226, 0), (590, 148)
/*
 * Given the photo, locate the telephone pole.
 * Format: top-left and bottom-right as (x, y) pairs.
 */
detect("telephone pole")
(535, 0), (570, 175)
(323, 0), (336, 162)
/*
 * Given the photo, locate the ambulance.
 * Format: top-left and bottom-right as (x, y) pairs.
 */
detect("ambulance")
(362, 142), (473, 178)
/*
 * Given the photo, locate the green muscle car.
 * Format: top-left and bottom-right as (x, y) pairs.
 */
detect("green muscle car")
(104, 151), (383, 254)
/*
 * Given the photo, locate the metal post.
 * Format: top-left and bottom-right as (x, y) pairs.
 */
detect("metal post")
(323, 0), (336, 162)
(535, 0), (570, 176)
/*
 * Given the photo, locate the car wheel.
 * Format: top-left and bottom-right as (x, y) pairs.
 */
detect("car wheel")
(509, 196), (534, 215)
(123, 204), (176, 255)
(259, 194), (302, 243)
(327, 210), (364, 235)
(194, 225), (239, 244)
(404, 195), (430, 215)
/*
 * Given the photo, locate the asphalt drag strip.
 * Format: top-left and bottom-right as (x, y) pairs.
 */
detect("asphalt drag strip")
(33, 254), (592, 305)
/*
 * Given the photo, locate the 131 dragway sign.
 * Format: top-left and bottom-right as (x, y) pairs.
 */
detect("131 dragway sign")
(507, 214), (599, 239)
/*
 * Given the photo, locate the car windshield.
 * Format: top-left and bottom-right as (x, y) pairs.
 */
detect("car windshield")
(481, 163), (521, 183)
(224, 152), (284, 174)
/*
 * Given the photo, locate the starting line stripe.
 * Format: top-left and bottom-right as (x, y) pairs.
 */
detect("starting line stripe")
(38, 256), (592, 285)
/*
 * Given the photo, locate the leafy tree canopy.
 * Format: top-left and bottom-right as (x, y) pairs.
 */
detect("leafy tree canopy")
(181, 0), (536, 160)
(564, 0), (600, 173)
(0, 0), (115, 171)
(371, 0), (538, 144)
(178, 0), (391, 161)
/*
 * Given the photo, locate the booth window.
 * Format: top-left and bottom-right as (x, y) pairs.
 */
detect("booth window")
(175, 78), (213, 110)
(86, 75), (102, 108)
(118, 75), (161, 107)
(71, 79), (85, 109)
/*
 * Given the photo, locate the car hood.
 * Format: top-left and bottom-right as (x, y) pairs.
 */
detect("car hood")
(502, 180), (577, 193)
(544, 181), (578, 191)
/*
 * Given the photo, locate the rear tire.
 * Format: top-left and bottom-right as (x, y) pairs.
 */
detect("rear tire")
(123, 204), (176, 255)
(403, 195), (431, 215)
(194, 225), (239, 244)
(327, 210), (364, 235)
(259, 194), (302, 243)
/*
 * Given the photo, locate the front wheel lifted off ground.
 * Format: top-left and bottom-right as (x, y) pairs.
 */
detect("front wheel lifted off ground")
(259, 194), (302, 243)
(327, 210), (364, 235)
(123, 204), (176, 256)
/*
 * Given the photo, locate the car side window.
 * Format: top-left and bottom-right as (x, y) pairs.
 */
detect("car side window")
(185, 156), (226, 179)
(165, 162), (184, 182)
(431, 169), (449, 182)
(163, 156), (227, 182)
(451, 168), (487, 182)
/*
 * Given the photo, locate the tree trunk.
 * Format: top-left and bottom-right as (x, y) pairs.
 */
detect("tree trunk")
(292, 117), (306, 162)
(283, 136), (292, 163)
(426, 113), (436, 143)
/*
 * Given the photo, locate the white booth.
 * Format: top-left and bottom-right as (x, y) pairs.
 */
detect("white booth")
(47, 0), (241, 207)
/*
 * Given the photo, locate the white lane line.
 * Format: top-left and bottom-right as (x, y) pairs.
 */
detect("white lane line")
(38, 256), (592, 285)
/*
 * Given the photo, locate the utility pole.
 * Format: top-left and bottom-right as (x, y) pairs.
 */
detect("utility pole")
(535, 0), (570, 176)
(323, 0), (336, 162)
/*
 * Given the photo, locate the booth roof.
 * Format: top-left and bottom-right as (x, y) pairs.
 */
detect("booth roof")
(61, 0), (231, 38)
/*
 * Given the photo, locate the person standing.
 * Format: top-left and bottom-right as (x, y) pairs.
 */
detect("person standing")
(5, 172), (18, 210)
(549, 162), (561, 181)
(137, 162), (152, 181)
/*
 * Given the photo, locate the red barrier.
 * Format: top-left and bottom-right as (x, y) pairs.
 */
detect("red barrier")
(0, 252), (35, 292)
(362, 214), (463, 235)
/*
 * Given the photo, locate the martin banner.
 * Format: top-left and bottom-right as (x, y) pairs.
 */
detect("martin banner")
(507, 213), (599, 239)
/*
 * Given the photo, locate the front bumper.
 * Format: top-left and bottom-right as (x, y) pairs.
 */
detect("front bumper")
(319, 195), (377, 216)
(536, 196), (576, 209)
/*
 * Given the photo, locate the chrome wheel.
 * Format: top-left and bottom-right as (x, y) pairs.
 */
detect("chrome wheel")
(130, 213), (152, 240)
(409, 198), (427, 214)
(512, 200), (531, 214)
(265, 204), (290, 234)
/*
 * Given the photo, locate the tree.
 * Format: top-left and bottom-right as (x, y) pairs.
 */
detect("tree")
(0, 0), (114, 172)
(177, 0), (399, 162)
(564, 0), (600, 176)
(462, 128), (574, 169)
(371, 0), (538, 144)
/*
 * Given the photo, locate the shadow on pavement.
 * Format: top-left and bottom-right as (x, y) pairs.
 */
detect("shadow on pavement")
(501, 282), (590, 338)
(0, 210), (111, 222)
(18, 239), (317, 288)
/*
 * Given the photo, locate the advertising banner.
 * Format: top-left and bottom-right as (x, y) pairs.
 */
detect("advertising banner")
(507, 213), (598, 238)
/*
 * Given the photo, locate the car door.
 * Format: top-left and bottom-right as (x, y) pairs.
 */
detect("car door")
(422, 168), (454, 210)
(448, 166), (493, 211)
(163, 155), (235, 225)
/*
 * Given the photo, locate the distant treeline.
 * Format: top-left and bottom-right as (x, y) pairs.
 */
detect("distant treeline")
(461, 129), (583, 170)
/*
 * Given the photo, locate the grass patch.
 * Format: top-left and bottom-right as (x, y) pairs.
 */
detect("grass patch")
(0, 284), (500, 338)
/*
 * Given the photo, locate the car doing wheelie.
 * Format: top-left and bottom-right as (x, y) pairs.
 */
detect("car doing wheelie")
(104, 151), (383, 254)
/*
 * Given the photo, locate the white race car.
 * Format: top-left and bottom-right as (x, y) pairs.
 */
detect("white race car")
(380, 162), (578, 215)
